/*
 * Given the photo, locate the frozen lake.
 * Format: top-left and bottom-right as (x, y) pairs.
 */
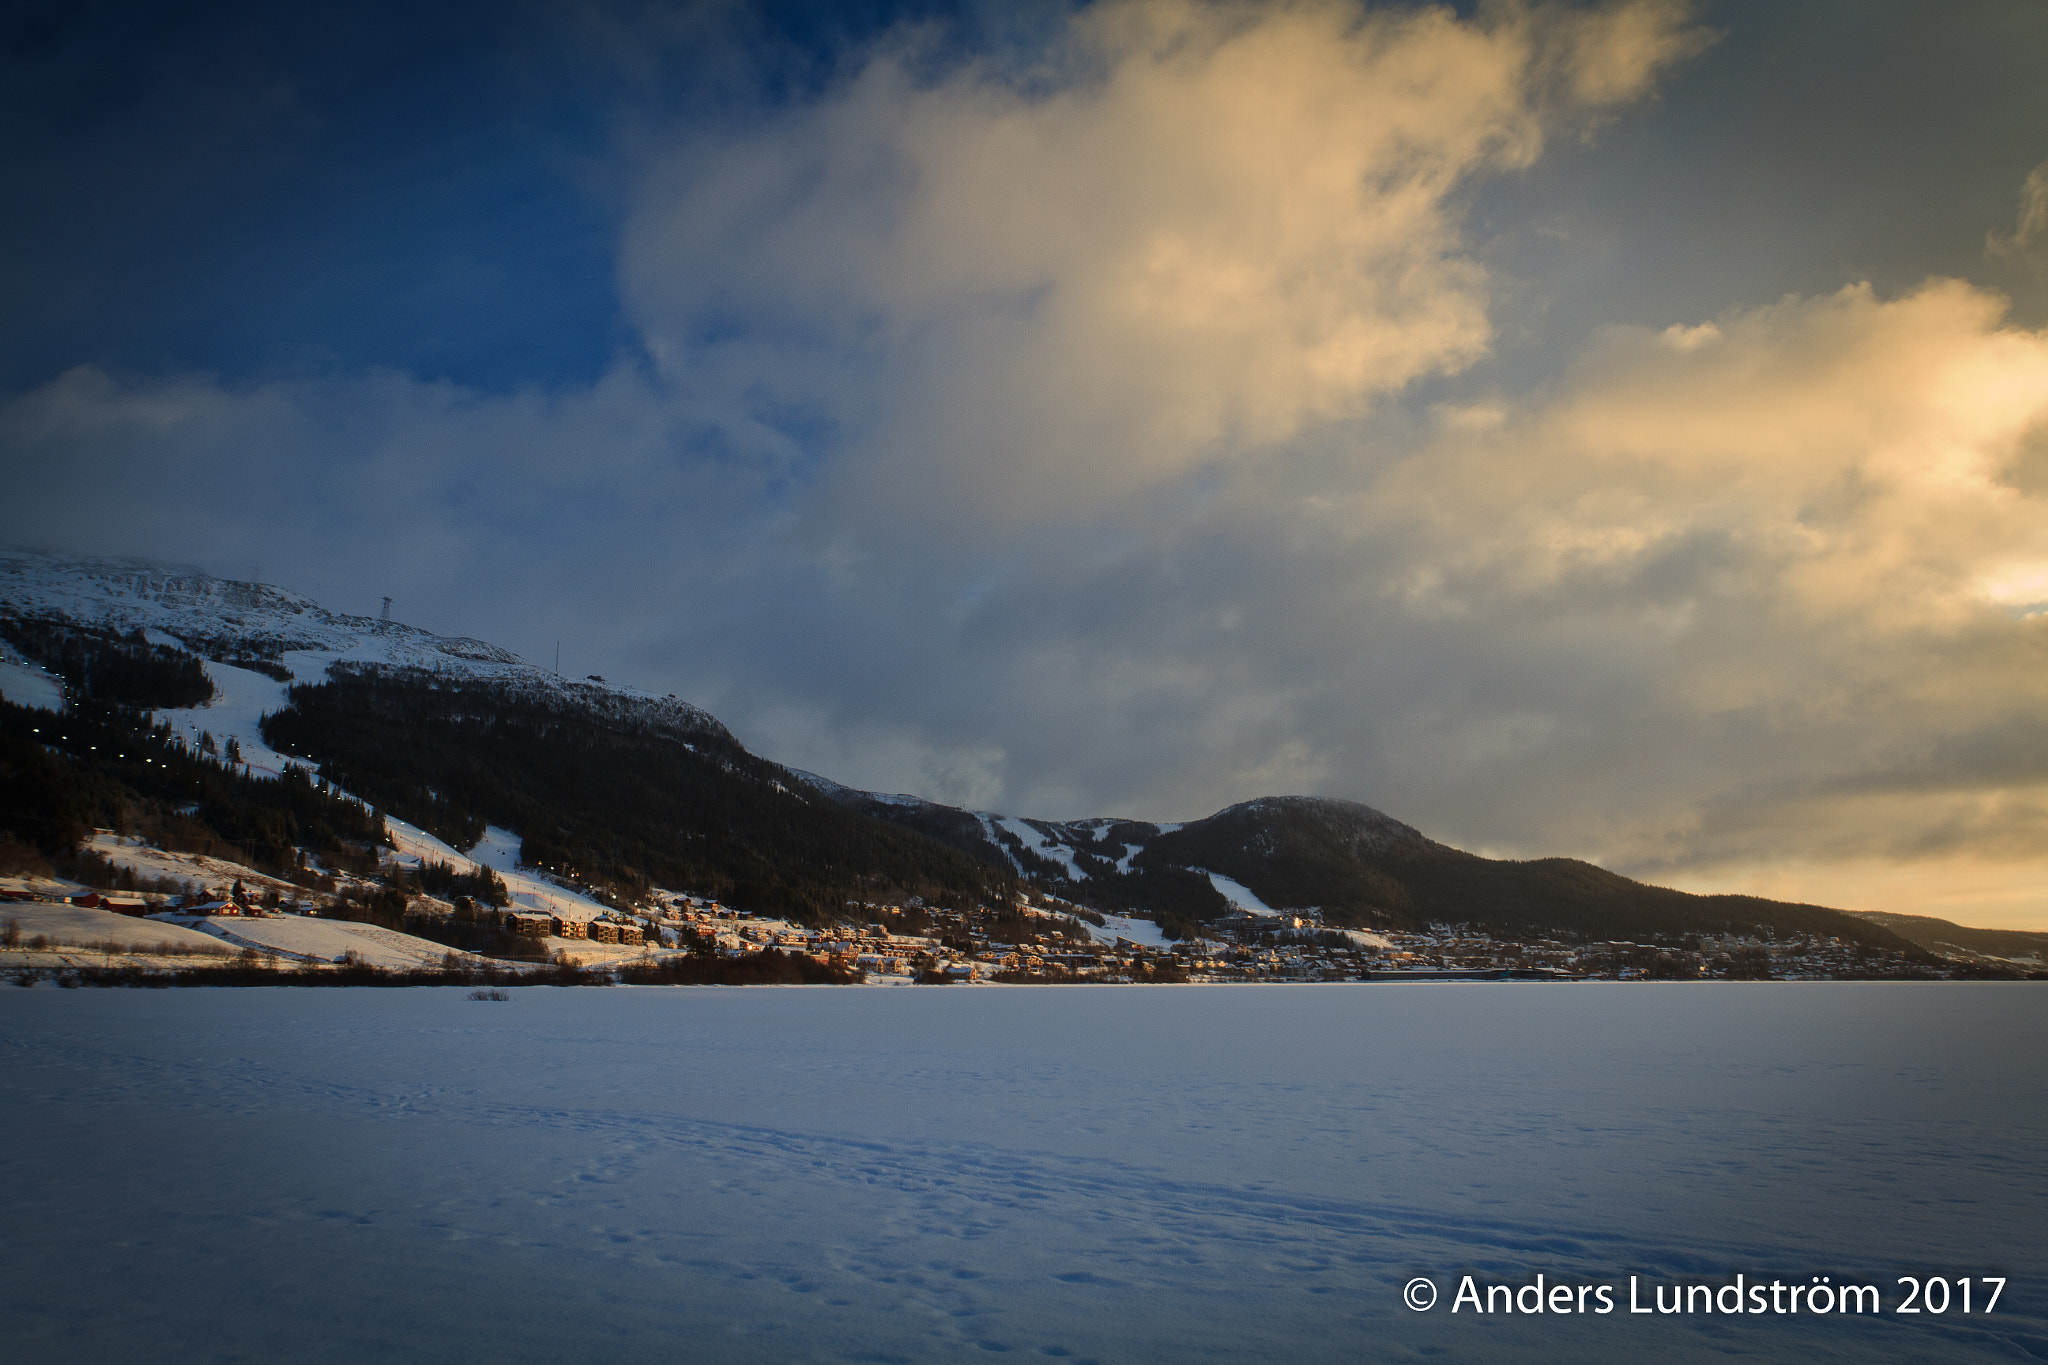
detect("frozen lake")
(2, 983), (2042, 1363)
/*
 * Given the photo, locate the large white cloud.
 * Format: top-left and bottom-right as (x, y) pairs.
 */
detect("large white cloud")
(621, 0), (1701, 530)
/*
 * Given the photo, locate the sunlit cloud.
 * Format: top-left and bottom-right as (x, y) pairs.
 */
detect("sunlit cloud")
(1987, 155), (2048, 268)
(9, 0), (2048, 928)
(621, 0), (1701, 529)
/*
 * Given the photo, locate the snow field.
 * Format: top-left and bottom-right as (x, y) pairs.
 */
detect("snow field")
(158, 913), (477, 968)
(0, 901), (234, 956)
(151, 657), (310, 780)
(87, 832), (306, 901)
(1083, 911), (1174, 950)
(0, 656), (64, 713)
(3, 984), (2040, 1365)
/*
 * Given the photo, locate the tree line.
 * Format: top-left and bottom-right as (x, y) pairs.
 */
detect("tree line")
(1, 617), (213, 709)
(0, 696), (389, 888)
(260, 671), (1020, 924)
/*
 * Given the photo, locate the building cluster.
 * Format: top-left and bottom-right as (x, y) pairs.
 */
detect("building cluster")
(1358, 926), (1936, 981)
(534, 891), (1952, 984)
(499, 910), (646, 945)
(19, 856), (1979, 983)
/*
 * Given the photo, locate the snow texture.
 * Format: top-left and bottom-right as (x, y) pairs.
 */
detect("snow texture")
(3, 984), (2039, 1365)
(0, 656), (63, 713)
(153, 657), (302, 779)
(459, 824), (618, 928)
(1082, 912), (1175, 950)
(993, 814), (1090, 881)
(159, 913), (473, 968)
(1204, 870), (1278, 916)
(0, 902), (229, 954)
(0, 551), (733, 770)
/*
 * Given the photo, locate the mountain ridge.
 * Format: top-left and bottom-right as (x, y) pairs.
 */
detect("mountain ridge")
(0, 551), (1944, 950)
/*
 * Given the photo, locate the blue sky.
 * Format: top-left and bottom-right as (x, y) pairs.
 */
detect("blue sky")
(6, 0), (2048, 926)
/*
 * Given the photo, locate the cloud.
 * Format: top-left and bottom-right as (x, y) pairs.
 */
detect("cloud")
(1987, 155), (2048, 267)
(620, 0), (1701, 531)
(14, 1), (2048, 925)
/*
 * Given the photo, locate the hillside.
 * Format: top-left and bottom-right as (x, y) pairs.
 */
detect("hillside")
(812, 788), (1927, 952)
(0, 551), (1016, 924)
(1849, 911), (2048, 963)
(0, 551), (1951, 952)
(262, 667), (1017, 920)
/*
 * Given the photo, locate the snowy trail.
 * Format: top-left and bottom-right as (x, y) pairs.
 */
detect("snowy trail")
(0, 656), (63, 712)
(1204, 869), (1278, 914)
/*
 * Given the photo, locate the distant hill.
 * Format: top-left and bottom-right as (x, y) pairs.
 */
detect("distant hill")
(1849, 911), (2048, 962)
(810, 787), (1927, 954)
(1, 550), (1932, 951)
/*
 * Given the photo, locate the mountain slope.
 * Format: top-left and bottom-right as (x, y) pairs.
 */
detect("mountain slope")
(263, 667), (1018, 919)
(1, 552), (1018, 921)
(0, 551), (1940, 951)
(1849, 911), (2048, 962)
(810, 787), (1926, 952)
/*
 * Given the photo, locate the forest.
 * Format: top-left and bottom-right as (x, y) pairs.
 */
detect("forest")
(1, 617), (213, 708)
(0, 696), (389, 889)
(260, 669), (1020, 923)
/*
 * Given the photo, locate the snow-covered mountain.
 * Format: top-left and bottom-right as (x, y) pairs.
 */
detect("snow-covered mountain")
(0, 550), (1017, 921)
(1, 550), (1917, 949)
(0, 550), (729, 743)
(797, 775), (1911, 949)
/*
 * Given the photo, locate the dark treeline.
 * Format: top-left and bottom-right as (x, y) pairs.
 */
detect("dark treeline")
(1142, 805), (1932, 954)
(617, 948), (858, 985)
(0, 698), (387, 888)
(19, 958), (589, 989)
(261, 671), (1019, 924)
(413, 858), (509, 907)
(0, 617), (213, 709)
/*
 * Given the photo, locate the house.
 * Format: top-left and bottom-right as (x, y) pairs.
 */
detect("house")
(551, 916), (589, 940)
(508, 913), (553, 938)
(587, 921), (620, 944)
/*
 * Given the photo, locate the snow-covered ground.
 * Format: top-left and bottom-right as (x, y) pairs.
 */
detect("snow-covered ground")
(87, 832), (306, 900)
(447, 822), (618, 927)
(1205, 869), (1278, 915)
(151, 658), (304, 779)
(156, 913), (474, 968)
(383, 818), (669, 962)
(0, 901), (233, 956)
(1084, 910), (1175, 949)
(3, 985), (2040, 1364)
(0, 655), (64, 713)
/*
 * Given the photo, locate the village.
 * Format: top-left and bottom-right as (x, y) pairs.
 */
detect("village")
(0, 828), (1980, 983)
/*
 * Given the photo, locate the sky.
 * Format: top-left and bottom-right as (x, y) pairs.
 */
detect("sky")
(4, 0), (2048, 929)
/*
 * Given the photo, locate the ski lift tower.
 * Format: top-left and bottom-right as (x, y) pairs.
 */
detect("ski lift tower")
(380, 596), (393, 623)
